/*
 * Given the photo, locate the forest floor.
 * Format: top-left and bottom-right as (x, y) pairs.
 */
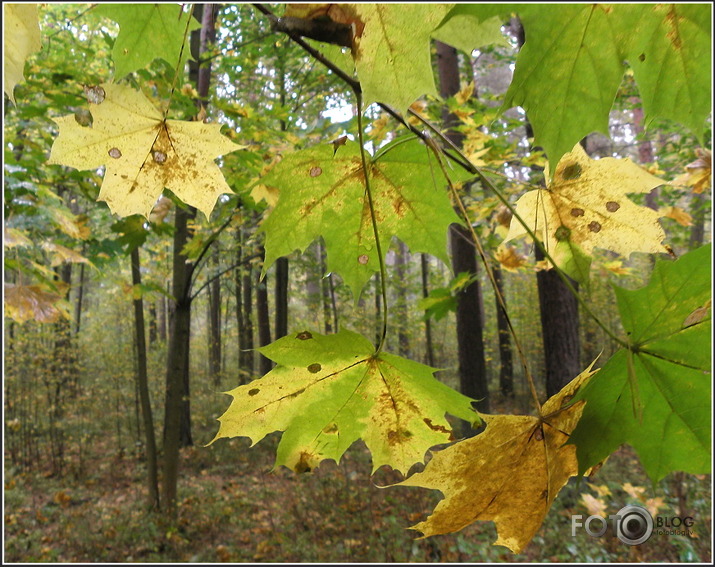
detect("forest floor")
(4, 417), (712, 563)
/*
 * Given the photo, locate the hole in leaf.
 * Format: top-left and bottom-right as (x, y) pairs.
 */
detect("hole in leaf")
(606, 201), (620, 212)
(588, 221), (602, 233)
(296, 331), (313, 340)
(561, 163), (582, 180)
(108, 148), (122, 159)
(358, 254), (369, 265)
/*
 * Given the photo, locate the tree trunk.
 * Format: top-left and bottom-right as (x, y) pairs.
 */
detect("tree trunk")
(689, 193), (706, 249)
(395, 241), (410, 358)
(318, 242), (334, 334)
(148, 303), (158, 346)
(130, 247), (160, 510)
(436, 40), (489, 414)
(162, 204), (196, 514)
(420, 254), (435, 367)
(493, 263), (514, 398)
(236, 228), (255, 383)
(274, 257), (289, 340)
(256, 246), (273, 374)
(208, 246), (222, 385)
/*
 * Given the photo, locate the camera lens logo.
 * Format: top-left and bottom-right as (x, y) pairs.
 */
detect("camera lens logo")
(616, 505), (653, 545)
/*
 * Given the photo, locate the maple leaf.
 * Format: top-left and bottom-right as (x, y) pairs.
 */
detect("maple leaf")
(431, 5), (509, 56)
(4, 3), (42, 104)
(399, 363), (598, 554)
(494, 244), (527, 272)
(502, 4), (712, 172)
(4, 282), (71, 324)
(505, 143), (668, 280)
(259, 137), (463, 298)
(571, 244), (712, 482)
(659, 206), (693, 227)
(93, 4), (200, 79)
(327, 4), (451, 112)
(673, 148), (712, 194)
(580, 493), (607, 517)
(48, 83), (244, 219)
(211, 329), (478, 475)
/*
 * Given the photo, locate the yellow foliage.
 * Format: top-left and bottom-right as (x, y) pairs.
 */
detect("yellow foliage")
(400, 363), (598, 553)
(659, 206), (693, 227)
(48, 83), (245, 219)
(4, 4), (42, 104)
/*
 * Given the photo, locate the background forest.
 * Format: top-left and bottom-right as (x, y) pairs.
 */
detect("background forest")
(3, 3), (712, 563)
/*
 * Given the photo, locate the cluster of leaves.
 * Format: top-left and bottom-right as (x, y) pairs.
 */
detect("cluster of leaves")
(4, 2), (711, 554)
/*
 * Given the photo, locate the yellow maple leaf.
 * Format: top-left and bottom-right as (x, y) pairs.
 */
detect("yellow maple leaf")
(41, 242), (92, 268)
(659, 206), (693, 227)
(455, 81), (475, 105)
(495, 244), (527, 272)
(250, 183), (280, 207)
(4, 4), (42, 104)
(672, 148), (711, 194)
(622, 482), (646, 501)
(48, 83), (245, 219)
(580, 493), (607, 517)
(4, 282), (70, 324)
(400, 362), (598, 554)
(586, 482), (612, 498)
(505, 144), (668, 263)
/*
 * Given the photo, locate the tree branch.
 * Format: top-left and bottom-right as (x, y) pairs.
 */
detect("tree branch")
(190, 252), (262, 301)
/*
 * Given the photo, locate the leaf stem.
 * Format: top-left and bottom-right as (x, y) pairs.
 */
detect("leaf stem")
(355, 92), (389, 355)
(424, 135), (541, 413)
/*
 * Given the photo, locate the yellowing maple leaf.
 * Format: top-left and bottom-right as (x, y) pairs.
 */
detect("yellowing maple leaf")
(505, 144), (668, 266)
(580, 493), (607, 517)
(494, 245), (527, 272)
(48, 83), (244, 219)
(400, 363), (598, 554)
(4, 4), (42, 104)
(659, 206), (693, 227)
(673, 148), (712, 194)
(4, 282), (71, 324)
(211, 329), (478, 475)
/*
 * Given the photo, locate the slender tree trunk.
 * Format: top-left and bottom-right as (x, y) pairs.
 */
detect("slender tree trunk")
(318, 242), (334, 334)
(436, 40), (489, 414)
(256, 246), (273, 374)
(689, 193), (706, 249)
(208, 247), (222, 385)
(236, 229), (255, 382)
(493, 263), (514, 397)
(148, 303), (158, 345)
(395, 241), (410, 358)
(274, 257), (289, 340)
(130, 247), (160, 510)
(420, 254), (435, 367)
(162, 204), (196, 514)
(73, 259), (86, 336)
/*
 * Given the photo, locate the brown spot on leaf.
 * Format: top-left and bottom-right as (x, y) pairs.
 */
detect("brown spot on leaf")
(560, 394), (574, 408)
(423, 418), (451, 435)
(555, 225), (571, 242)
(294, 452), (313, 473)
(638, 53), (646, 62)
(570, 208), (585, 217)
(248, 388), (260, 396)
(322, 423), (338, 435)
(307, 363), (322, 373)
(387, 429), (413, 445)
(358, 254), (369, 265)
(108, 147), (122, 159)
(534, 427), (544, 441)
(665, 6), (683, 49)
(605, 201), (620, 212)
(296, 331), (313, 340)
(84, 85), (105, 104)
(393, 197), (406, 217)
(309, 166), (322, 177)
(561, 163), (582, 180)
(153, 150), (167, 164)
(588, 221), (602, 233)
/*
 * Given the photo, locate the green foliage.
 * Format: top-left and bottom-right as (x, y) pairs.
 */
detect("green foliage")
(259, 137), (464, 298)
(571, 244), (712, 482)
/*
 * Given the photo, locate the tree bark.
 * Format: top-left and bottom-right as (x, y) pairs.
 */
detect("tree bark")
(436, 40), (490, 414)
(420, 254), (435, 367)
(130, 247), (160, 510)
(274, 257), (289, 340)
(493, 263), (514, 397)
(395, 241), (410, 358)
(256, 246), (273, 374)
(208, 246), (222, 385)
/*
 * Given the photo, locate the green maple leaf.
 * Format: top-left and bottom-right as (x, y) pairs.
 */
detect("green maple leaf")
(342, 3), (452, 112)
(211, 329), (478, 474)
(502, 4), (712, 173)
(570, 244), (712, 482)
(626, 4), (712, 140)
(260, 137), (463, 299)
(93, 4), (200, 79)
(431, 4), (510, 55)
